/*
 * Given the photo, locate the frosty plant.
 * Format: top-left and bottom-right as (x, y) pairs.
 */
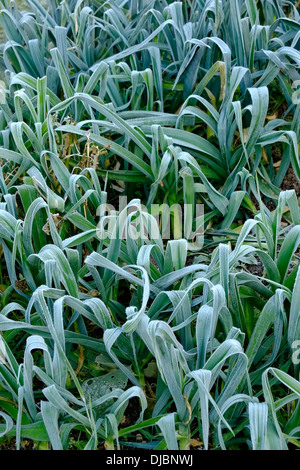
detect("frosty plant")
(292, 81), (300, 105)
(0, 336), (7, 365)
(96, 197), (205, 250)
(292, 341), (300, 365)
(0, 81), (5, 104)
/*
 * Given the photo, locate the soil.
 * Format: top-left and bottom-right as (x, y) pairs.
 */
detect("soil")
(281, 166), (300, 196)
(250, 165), (300, 213)
(0, 439), (36, 450)
(244, 257), (264, 277)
